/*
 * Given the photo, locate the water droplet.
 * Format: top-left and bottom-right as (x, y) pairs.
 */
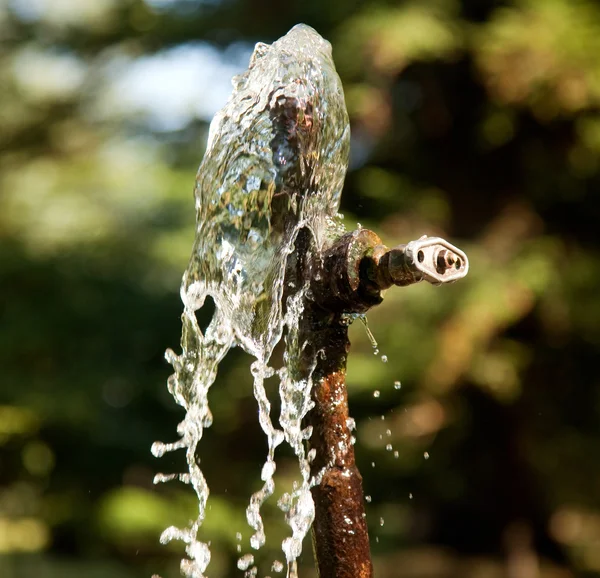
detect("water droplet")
(409, 493), (413, 500)
(379, 517), (385, 527)
(153, 473), (178, 484)
(381, 355), (388, 363)
(385, 429), (391, 437)
(365, 495), (372, 503)
(393, 451), (399, 458)
(371, 461), (376, 468)
(394, 380), (401, 389)
(373, 390), (380, 398)
(159, 526), (180, 545)
(360, 316), (379, 353)
(385, 444), (392, 451)
(380, 415), (385, 421)
(236, 532), (242, 541)
(187, 541), (211, 572)
(151, 441), (166, 458)
(271, 560), (284, 573)
(346, 417), (356, 431)
(424, 451), (430, 460)
(282, 536), (303, 561)
(237, 554), (254, 571)
(277, 493), (292, 512)
(375, 536), (379, 543)
(261, 459), (276, 481)
(250, 533), (263, 550)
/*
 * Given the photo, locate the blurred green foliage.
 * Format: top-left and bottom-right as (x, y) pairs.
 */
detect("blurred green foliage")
(1, 0), (600, 576)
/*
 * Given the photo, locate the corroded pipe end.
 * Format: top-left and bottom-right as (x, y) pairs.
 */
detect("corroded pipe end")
(311, 231), (469, 314)
(310, 229), (385, 314)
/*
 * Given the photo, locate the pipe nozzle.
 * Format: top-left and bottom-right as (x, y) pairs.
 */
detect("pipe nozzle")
(382, 236), (469, 287)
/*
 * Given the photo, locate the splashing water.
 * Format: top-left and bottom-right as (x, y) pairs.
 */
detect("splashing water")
(153, 24), (350, 577)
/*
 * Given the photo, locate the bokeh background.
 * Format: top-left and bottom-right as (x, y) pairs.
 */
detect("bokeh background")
(2, 0), (600, 576)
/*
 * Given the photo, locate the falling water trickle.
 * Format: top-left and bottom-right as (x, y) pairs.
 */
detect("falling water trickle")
(153, 24), (351, 578)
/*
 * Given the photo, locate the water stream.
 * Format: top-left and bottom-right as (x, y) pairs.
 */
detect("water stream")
(153, 25), (350, 577)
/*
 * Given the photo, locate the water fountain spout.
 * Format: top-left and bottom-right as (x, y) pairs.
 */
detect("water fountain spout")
(156, 22), (469, 578)
(309, 229), (469, 314)
(301, 227), (468, 578)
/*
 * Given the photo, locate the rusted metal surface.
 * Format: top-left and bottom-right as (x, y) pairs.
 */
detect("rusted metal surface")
(303, 313), (373, 578)
(310, 230), (469, 312)
(298, 227), (469, 578)
(309, 229), (385, 314)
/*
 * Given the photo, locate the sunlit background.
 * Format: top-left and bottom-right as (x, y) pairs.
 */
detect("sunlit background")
(1, 0), (600, 576)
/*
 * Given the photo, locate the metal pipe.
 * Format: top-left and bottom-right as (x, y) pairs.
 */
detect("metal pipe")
(303, 228), (469, 577)
(305, 313), (372, 578)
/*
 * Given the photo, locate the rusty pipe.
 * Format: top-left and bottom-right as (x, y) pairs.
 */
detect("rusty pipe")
(301, 227), (469, 578)
(310, 229), (469, 314)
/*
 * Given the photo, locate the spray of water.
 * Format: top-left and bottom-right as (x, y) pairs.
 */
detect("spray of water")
(153, 24), (350, 577)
